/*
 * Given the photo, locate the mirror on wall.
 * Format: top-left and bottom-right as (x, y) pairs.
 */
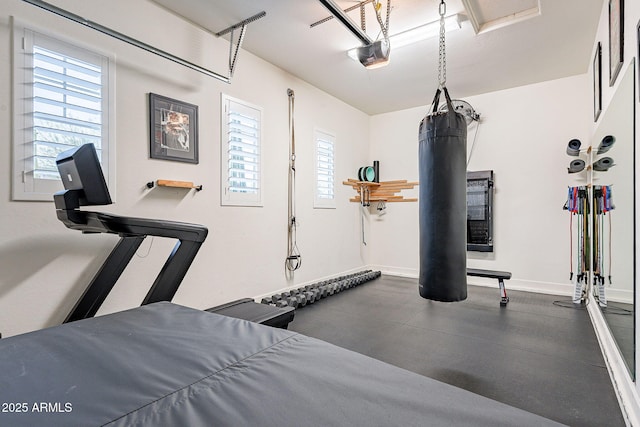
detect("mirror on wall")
(592, 61), (635, 378)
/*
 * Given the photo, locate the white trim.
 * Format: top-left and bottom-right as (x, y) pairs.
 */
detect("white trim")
(587, 294), (640, 427)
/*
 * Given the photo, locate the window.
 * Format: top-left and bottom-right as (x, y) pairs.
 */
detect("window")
(314, 128), (335, 209)
(221, 94), (263, 206)
(12, 23), (114, 201)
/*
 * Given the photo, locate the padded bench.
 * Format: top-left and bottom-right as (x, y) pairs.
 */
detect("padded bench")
(206, 298), (295, 329)
(467, 268), (512, 307)
(0, 302), (563, 426)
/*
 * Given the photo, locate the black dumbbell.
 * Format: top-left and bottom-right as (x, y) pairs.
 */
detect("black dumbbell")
(295, 293), (307, 307)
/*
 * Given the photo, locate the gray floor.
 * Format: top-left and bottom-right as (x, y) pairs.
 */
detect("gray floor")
(288, 275), (625, 427)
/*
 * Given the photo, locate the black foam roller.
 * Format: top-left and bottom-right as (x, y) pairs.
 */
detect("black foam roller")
(597, 135), (615, 154)
(566, 139), (581, 156)
(593, 157), (614, 171)
(568, 159), (586, 174)
(418, 88), (467, 302)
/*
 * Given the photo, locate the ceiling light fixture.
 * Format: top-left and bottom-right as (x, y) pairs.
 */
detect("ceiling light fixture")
(347, 14), (461, 67)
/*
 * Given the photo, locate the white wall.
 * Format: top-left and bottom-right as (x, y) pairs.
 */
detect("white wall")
(368, 74), (591, 295)
(0, 0), (370, 337)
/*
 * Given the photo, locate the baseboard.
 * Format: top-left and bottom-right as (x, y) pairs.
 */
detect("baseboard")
(369, 264), (418, 279)
(605, 288), (634, 305)
(587, 294), (640, 427)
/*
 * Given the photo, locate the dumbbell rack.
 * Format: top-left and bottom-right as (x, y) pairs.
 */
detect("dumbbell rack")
(261, 270), (381, 309)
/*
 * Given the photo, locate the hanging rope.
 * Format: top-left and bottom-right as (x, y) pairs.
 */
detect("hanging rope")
(286, 88), (302, 273)
(438, 0), (447, 88)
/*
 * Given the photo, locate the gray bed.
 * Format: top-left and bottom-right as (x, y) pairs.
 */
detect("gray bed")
(0, 302), (563, 426)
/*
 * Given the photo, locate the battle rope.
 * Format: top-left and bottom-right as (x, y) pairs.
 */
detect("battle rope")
(286, 88), (302, 273)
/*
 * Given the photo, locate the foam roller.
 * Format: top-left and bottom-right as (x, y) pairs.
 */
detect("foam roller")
(593, 157), (614, 171)
(568, 159), (586, 174)
(597, 135), (615, 154)
(566, 139), (581, 156)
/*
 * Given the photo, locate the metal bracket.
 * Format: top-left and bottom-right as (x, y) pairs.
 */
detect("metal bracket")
(215, 11), (266, 78)
(311, 0), (375, 28)
(22, 0), (266, 83)
(316, 0), (373, 45)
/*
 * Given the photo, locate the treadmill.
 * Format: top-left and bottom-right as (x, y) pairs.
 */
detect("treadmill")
(55, 143), (293, 327)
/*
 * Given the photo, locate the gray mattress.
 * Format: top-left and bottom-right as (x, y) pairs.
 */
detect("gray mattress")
(0, 302), (564, 426)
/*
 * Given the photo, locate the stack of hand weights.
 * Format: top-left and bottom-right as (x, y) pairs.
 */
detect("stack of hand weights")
(261, 270), (381, 309)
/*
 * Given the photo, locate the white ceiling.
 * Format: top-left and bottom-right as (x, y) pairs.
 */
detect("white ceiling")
(150, 0), (603, 115)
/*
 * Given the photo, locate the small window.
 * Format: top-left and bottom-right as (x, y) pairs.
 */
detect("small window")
(314, 129), (336, 209)
(12, 22), (114, 201)
(221, 94), (263, 206)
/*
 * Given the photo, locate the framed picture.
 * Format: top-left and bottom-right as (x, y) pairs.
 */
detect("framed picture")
(593, 42), (602, 122)
(149, 93), (199, 164)
(608, 0), (624, 86)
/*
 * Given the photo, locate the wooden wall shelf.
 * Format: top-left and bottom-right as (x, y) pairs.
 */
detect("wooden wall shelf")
(343, 179), (418, 203)
(146, 180), (203, 191)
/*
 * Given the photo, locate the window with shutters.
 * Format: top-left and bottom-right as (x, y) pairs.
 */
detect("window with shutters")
(314, 128), (336, 209)
(12, 23), (114, 201)
(221, 94), (263, 206)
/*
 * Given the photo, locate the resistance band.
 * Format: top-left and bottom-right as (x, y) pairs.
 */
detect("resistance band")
(286, 89), (302, 273)
(564, 186), (589, 285)
(564, 185), (614, 304)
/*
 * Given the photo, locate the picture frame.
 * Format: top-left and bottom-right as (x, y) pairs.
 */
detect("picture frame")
(149, 93), (199, 164)
(637, 19), (640, 101)
(593, 42), (602, 122)
(608, 0), (624, 87)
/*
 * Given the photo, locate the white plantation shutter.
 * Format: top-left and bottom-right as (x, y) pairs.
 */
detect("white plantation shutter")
(13, 25), (113, 201)
(314, 129), (336, 208)
(221, 95), (263, 206)
(32, 45), (104, 178)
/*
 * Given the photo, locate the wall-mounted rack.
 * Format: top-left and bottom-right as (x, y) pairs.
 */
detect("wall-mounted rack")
(343, 179), (418, 204)
(146, 180), (203, 191)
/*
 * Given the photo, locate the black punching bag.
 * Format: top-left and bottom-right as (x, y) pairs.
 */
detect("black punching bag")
(418, 87), (467, 302)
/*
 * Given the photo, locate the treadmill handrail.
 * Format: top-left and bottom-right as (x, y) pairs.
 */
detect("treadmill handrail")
(56, 209), (208, 242)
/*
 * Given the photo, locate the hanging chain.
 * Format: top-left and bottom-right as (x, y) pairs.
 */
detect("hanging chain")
(360, 3), (366, 31)
(385, 0), (391, 38)
(372, 0), (391, 40)
(437, 0), (446, 88)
